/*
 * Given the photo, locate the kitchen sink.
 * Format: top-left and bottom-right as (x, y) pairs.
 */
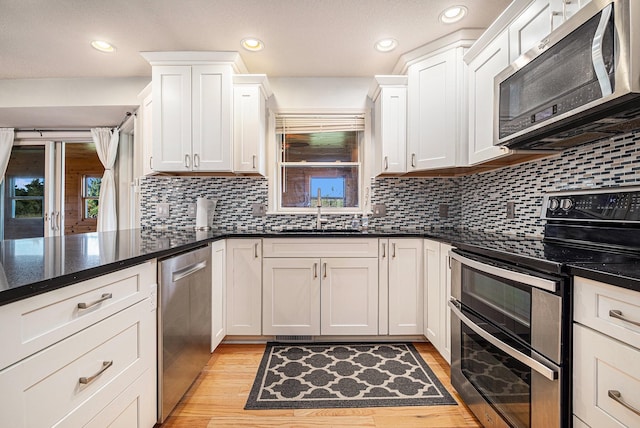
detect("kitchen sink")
(279, 228), (361, 233)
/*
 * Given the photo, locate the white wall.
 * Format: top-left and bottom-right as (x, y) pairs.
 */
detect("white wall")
(268, 77), (370, 113)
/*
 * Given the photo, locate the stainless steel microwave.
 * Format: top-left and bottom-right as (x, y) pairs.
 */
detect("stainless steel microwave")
(494, 0), (640, 150)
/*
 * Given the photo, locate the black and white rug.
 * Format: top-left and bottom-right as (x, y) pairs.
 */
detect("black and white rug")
(245, 343), (457, 410)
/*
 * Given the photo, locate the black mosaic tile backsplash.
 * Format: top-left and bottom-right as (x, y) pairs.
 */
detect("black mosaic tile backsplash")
(140, 130), (640, 235)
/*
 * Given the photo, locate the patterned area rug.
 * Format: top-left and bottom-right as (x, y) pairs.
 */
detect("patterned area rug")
(245, 343), (457, 409)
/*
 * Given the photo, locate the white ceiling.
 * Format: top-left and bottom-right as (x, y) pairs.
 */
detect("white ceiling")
(1, 0), (510, 79)
(1, 0), (511, 128)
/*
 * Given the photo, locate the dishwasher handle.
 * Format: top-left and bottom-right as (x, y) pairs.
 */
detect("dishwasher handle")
(172, 260), (207, 283)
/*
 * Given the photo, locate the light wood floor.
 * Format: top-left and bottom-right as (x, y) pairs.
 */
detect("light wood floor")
(159, 342), (481, 428)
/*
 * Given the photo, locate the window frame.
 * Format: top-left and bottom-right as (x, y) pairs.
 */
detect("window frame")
(81, 175), (101, 221)
(270, 112), (369, 215)
(8, 176), (45, 219)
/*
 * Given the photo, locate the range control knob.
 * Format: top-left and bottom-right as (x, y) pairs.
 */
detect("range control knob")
(560, 198), (574, 211)
(548, 198), (560, 211)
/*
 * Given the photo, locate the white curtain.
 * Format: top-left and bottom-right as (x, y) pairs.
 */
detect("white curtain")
(0, 128), (15, 184)
(91, 128), (119, 232)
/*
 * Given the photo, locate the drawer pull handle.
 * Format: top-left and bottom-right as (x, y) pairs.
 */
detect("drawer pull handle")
(79, 360), (113, 385)
(608, 390), (640, 416)
(381, 242), (386, 258)
(77, 293), (113, 310)
(254, 242), (259, 258)
(392, 243), (396, 258)
(609, 309), (640, 327)
(313, 263), (318, 279)
(323, 262), (327, 278)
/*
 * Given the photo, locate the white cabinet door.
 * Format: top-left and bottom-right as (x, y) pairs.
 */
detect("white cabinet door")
(388, 239), (423, 335)
(509, 0), (553, 63)
(226, 239), (262, 335)
(151, 64), (233, 172)
(439, 243), (453, 363)
(211, 240), (226, 351)
(373, 80), (407, 175)
(467, 31), (511, 165)
(407, 48), (465, 170)
(137, 82), (154, 176)
(423, 239), (441, 348)
(262, 258), (321, 336)
(233, 80), (267, 175)
(423, 241), (452, 363)
(321, 257), (379, 335)
(152, 65), (192, 172)
(192, 65), (232, 171)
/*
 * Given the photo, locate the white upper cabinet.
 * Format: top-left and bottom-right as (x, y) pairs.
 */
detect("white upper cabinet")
(508, 0), (589, 63)
(369, 76), (407, 175)
(136, 82), (154, 176)
(142, 52), (247, 172)
(233, 75), (272, 175)
(407, 46), (469, 171)
(466, 31), (511, 165)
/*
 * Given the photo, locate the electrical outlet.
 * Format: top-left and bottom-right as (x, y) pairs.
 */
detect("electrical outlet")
(187, 203), (196, 218)
(371, 204), (386, 218)
(156, 203), (170, 218)
(252, 203), (267, 217)
(439, 203), (449, 219)
(506, 201), (516, 219)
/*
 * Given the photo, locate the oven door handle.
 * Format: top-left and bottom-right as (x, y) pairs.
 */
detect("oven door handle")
(450, 251), (558, 293)
(449, 299), (559, 381)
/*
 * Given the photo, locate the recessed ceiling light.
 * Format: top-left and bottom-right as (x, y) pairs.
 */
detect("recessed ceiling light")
(241, 38), (264, 52)
(91, 40), (116, 53)
(375, 38), (398, 53)
(439, 5), (468, 24)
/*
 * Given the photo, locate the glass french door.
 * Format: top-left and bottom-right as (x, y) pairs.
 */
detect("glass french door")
(2, 141), (64, 240)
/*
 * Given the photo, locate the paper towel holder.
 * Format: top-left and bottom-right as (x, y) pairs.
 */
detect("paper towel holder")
(194, 198), (217, 231)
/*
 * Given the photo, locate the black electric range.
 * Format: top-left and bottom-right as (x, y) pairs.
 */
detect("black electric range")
(453, 186), (640, 285)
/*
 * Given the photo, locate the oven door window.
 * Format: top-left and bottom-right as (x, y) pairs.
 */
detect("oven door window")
(461, 266), (532, 345)
(461, 322), (531, 428)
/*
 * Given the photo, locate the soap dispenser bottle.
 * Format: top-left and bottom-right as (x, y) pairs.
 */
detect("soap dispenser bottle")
(351, 214), (360, 230)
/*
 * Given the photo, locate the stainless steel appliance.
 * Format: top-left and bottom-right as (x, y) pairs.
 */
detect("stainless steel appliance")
(495, 0), (640, 150)
(449, 186), (640, 428)
(158, 245), (212, 423)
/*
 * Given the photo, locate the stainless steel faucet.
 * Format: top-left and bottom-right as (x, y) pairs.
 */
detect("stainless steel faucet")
(315, 188), (328, 229)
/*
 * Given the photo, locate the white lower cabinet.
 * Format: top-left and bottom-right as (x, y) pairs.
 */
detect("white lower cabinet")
(423, 240), (452, 363)
(0, 297), (156, 428)
(321, 258), (379, 335)
(211, 240), (226, 350)
(262, 257), (320, 336)
(226, 239), (262, 335)
(573, 276), (640, 428)
(382, 238), (423, 335)
(262, 238), (379, 336)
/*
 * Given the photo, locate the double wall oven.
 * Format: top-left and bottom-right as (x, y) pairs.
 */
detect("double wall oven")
(449, 186), (640, 428)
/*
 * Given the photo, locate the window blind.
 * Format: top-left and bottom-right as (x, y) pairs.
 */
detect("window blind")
(276, 114), (365, 134)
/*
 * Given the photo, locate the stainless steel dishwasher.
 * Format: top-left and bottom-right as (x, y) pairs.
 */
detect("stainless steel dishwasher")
(158, 245), (211, 423)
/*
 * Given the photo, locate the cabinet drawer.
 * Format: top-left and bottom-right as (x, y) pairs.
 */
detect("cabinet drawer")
(574, 276), (640, 349)
(0, 298), (155, 428)
(574, 324), (640, 428)
(0, 260), (156, 370)
(263, 238), (378, 258)
(80, 368), (156, 428)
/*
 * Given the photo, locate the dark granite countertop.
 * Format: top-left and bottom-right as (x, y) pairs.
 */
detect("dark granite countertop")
(1, 227), (638, 306)
(0, 227), (463, 306)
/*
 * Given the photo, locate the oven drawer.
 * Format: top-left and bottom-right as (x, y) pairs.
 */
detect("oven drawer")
(574, 276), (640, 349)
(573, 323), (640, 428)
